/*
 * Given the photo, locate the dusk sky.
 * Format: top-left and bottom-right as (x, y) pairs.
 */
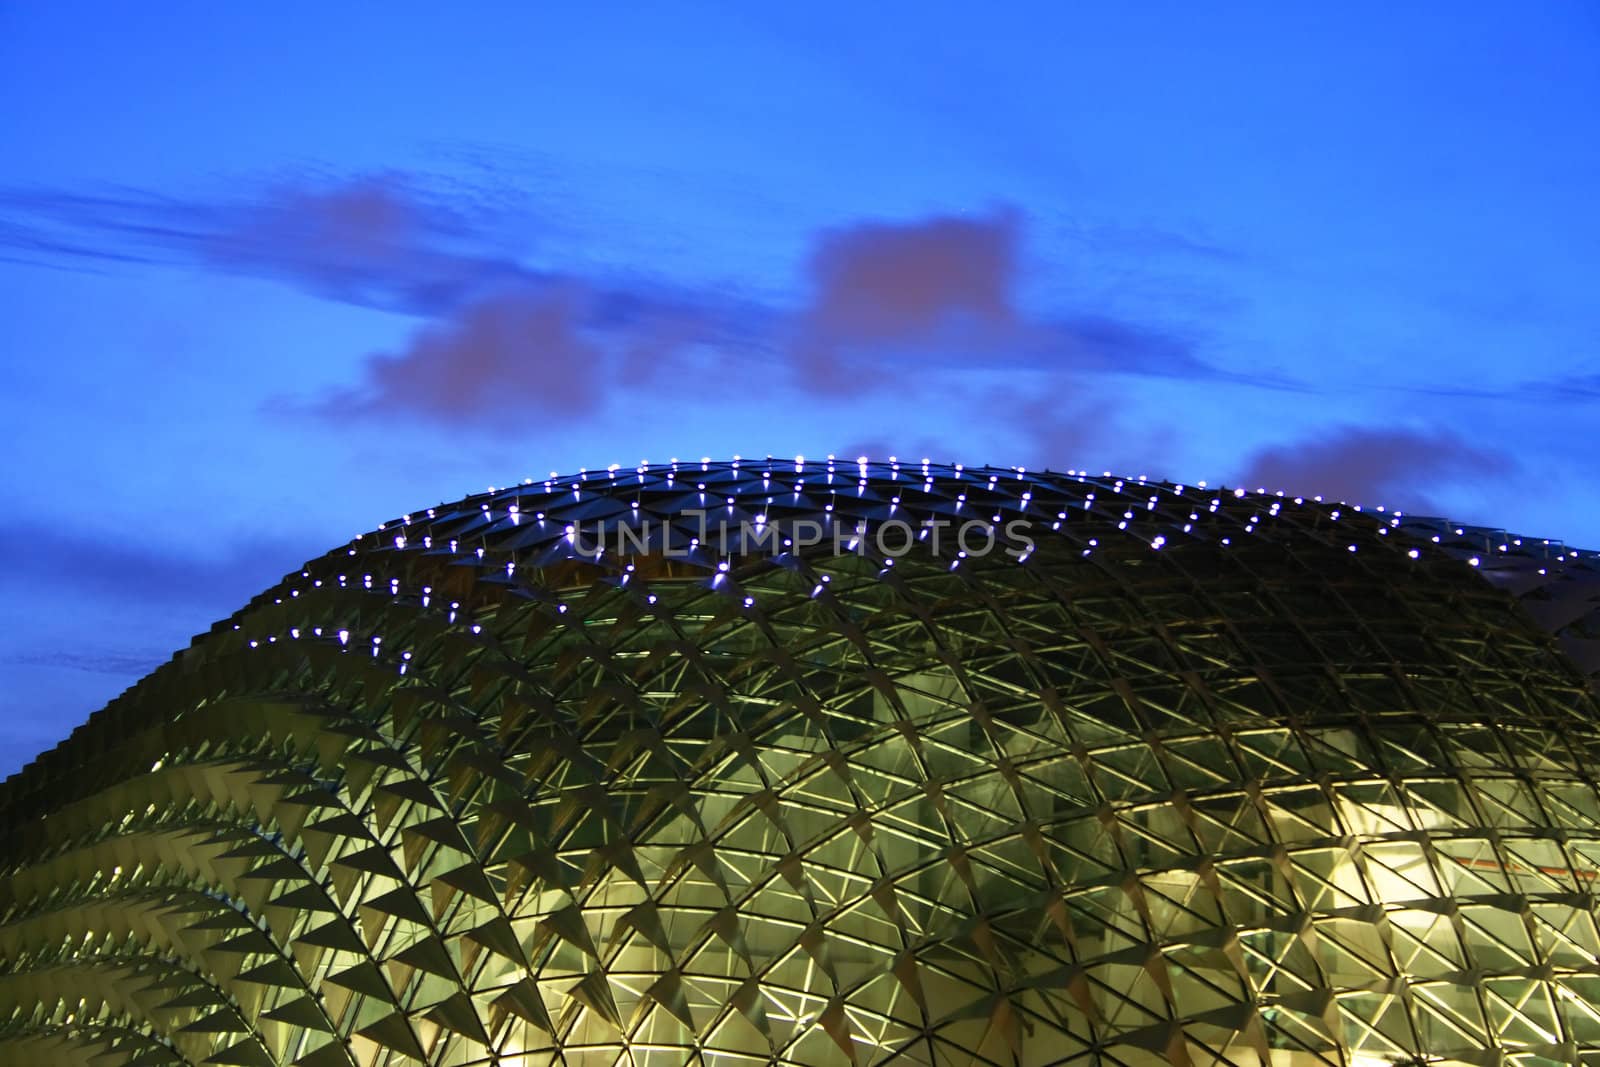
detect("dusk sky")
(2, 3), (1597, 776)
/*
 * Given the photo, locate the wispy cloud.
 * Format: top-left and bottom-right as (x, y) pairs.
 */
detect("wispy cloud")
(0, 173), (534, 314)
(1369, 371), (1600, 405)
(1237, 425), (1515, 512)
(199, 174), (534, 312)
(1521, 371), (1600, 402)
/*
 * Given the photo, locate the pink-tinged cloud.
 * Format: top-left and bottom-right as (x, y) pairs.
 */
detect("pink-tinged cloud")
(806, 210), (1019, 339)
(794, 209), (1022, 387)
(327, 287), (603, 422)
(789, 208), (1221, 393)
(1239, 426), (1514, 511)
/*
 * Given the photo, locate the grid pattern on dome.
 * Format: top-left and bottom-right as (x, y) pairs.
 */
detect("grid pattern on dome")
(1, 459), (1598, 1067)
(349, 459), (1596, 686)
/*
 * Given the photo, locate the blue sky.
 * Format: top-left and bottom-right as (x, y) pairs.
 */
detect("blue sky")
(2, 2), (1597, 775)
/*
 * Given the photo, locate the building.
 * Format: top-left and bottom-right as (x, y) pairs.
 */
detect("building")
(2, 458), (1598, 1067)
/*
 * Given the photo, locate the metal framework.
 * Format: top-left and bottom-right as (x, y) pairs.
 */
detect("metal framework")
(2, 458), (1598, 1067)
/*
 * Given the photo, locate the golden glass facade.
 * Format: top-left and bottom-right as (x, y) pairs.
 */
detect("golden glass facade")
(2, 459), (1598, 1067)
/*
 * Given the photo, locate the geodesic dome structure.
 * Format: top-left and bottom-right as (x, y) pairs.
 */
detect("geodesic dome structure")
(2, 457), (1599, 1067)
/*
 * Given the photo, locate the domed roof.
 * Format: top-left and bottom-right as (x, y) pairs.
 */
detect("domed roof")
(248, 455), (1599, 677)
(179, 457), (1600, 694)
(2, 458), (1598, 1067)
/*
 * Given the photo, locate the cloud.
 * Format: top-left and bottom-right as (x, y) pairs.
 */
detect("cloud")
(793, 209), (1027, 390)
(200, 174), (535, 312)
(789, 208), (1235, 394)
(778, 210), (1241, 475)
(316, 285), (607, 422)
(982, 379), (1183, 480)
(1237, 425), (1514, 512)
(1046, 314), (1209, 376)
(1364, 369), (1600, 406)
(794, 209), (1021, 385)
(1007, 390), (1106, 471)
(0, 173), (535, 314)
